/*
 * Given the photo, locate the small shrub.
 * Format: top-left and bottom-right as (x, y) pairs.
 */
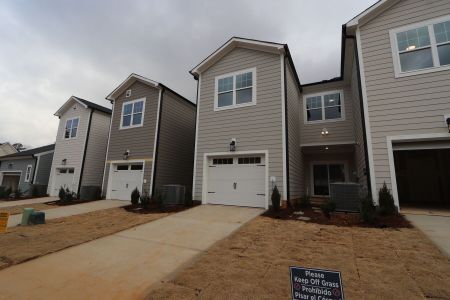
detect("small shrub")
(65, 188), (75, 202)
(299, 193), (311, 209)
(378, 182), (397, 215)
(0, 186), (6, 199)
(271, 185), (281, 212)
(131, 188), (140, 206)
(14, 188), (23, 199)
(185, 187), (193, 207)
(58, 186), (66, 201)
(320, 198), (336, 219)
(140, 190), (150, 209)
(152, 189), (166, 207)
(360, 195), (377, 224)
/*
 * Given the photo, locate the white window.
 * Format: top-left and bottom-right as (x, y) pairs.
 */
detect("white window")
(64, 118), (79, 139)
(390, 15), (450, 77)
(214, 68), (256, 111)
(120, 98), (145, 129)
(24, 165), (32, 182)
(303, 90), (344, 123)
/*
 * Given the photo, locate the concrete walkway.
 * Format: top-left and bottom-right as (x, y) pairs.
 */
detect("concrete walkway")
(405, 210), (450, 259)
(0, 205), (263, 300)
(7, 199), (127, 227)
(0, 196), (57, 208)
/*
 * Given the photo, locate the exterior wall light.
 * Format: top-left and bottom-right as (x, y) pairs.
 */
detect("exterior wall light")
(447, 117), (450, 133)
(230, 138), (236, 152)
(321, 128), (329, 136)
(61, 159), (67, 165)
(123, 150), (130, 160)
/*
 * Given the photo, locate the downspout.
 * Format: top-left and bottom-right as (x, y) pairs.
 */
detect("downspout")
(151, 88), (165, 197)
(343, 24), (372, 195)
(78, 109), (94, 198)
(283, 52), (291, 207)
(191, 79), (199, 194)
(31, 154), (37, 184)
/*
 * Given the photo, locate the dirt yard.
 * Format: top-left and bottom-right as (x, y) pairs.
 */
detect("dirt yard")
(0, 203), (56, 215)
(0, 207), (171, 270)
(147, 215), (450, 300)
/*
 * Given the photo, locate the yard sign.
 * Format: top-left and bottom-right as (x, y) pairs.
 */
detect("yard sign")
(0, 212), (9, 233)
(290, 266), (344, 300)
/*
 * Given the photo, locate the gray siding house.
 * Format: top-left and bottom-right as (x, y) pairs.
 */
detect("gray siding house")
(47, 96), (111, 198)
(0, 144), (55, 195)
(102, 74), (196, 201)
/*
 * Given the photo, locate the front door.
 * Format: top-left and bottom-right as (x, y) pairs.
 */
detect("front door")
(313, 164), (346, 196)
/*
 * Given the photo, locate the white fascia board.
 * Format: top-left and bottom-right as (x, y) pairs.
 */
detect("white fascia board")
(346, 0), (400, 28)
(106, 74), (160, 102)
(54, 96), (88, 117)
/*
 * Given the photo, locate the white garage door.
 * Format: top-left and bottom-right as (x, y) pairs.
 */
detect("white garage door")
(207, 156), (266, 208)
(109, 163), (144, 201)
(52, 168), (75, 195)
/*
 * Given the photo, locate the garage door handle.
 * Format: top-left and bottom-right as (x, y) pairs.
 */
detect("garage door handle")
(208, 192), (216, 194)
(257, 193), (265, 196)
(233, 182), (237, 189)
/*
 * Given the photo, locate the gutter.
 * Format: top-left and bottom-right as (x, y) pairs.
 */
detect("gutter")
(78, 109), (94, 197)
(31, 154), (37, 185)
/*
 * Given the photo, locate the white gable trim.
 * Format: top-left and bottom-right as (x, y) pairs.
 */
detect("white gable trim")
(190, 37), (285, 77)
(346, 0), (401, 28)
(54, 96), (88, 117)
(106, 74), (160, 102)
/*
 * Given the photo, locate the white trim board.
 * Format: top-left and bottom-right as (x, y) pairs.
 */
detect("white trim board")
(201, 150), (269, 209)
(300, 141), (356, 148)
(280, 54), (288, 201)
(101, 101), (115, 195)
(192, 75), (202, 200)
(150, 90), (162, 195)
(106, 74), (159, 101)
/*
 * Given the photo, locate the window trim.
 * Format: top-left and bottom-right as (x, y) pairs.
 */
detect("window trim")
(214, 67), (257, 111)
(303, 90), (345, 124)
(24, 164), (32, 182)
(119, 97), (146, 130)
(390, 14), (450, 78)
(63, 117), (80, 139)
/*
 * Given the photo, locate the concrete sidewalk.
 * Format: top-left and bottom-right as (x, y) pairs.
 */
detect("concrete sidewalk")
(0, 205), (263, 300)
(0, 196), (57, 208)
(7, 199), (127, 227)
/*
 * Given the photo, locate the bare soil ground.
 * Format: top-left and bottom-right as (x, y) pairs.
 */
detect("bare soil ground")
(0, 203), (56, 215)
(147, 215), (450, 300)
(0, 207), (172, 270)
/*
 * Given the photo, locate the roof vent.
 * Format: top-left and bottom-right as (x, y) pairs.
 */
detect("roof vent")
(126, 89), (132, 98)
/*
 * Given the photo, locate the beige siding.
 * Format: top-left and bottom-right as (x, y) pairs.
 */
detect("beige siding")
(285, 61), (303, 199)
(48, 102), (91, 195)
(103, 81), (159, 195)
(154, 90), (196, 193)
(194, 47), (284, 200)
(350, 56), (368, 189)
(300, 81), (356, 145)
(81, 110), (111, 187)
(360, 0), (450, 193)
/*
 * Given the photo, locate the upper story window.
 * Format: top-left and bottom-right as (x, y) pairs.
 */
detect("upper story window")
(390, 15), (450, 77)
(303, 91), (344, 124)
(214, 68), (256, 111)
(64, 118), (79, 139)
(24, 165), (32, 182)
(120, 98), (145, 129)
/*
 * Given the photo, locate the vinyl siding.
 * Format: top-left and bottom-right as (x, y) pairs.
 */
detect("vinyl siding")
(48, 102), (91, 195)
(154, 90), (196, 193)
(81, 110), (111, 187)
(194, 47), (284, 200)
(359, 0), (450, 194)
(285, 61), (303, 199)
(0, 158), (35, 194)
(103, 81), (159, 196)
(34, 152), (54, 185)
(350, 56), (368, 189)
(300, 81), (355, 145)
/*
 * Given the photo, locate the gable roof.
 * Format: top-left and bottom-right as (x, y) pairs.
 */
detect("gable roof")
(346, 0), (401, 28)
(54, 96), (111, 117)
(105, 73), (195, 107)
(0, 144), (55, 160)
(0, 142), (18, 157)
(190, 37), (286, 79)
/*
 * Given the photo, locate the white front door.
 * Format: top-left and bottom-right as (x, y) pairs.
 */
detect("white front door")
(207, 156), (266, 208)
(109, 163), (144, 201)
(52, 168), (75, 195)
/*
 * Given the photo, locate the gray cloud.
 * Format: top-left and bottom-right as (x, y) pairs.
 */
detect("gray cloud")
(0, 0), (376, 148)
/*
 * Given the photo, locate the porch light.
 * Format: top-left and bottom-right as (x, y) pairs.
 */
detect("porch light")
(325, 146), (329, 150)
(321, 128), (329, 136)
(123, 150), (130, 160)
(447, 118), (450, 133)
(61, 159), (67, 165)
(230, 139), (236, 152)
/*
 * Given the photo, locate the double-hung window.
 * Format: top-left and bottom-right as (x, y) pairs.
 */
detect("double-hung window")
(64, 118), (79, 139)
(304, 91), (344, 123)
(121, 98), (145, 129)
(24, 165), (32, 182)
(215, 68), (256, 110)
(390, 16), (450, 77)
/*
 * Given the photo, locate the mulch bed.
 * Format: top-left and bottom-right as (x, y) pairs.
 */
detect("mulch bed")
(263, 206), (412, 228)
(45, 198), (99, 206)
(124, 203), (200, 214)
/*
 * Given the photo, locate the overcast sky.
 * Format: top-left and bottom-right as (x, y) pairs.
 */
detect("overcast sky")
(0, 0), (376, 149)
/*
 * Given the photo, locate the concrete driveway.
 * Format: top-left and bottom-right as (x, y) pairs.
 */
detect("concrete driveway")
(0, 196), (57, 208)
(403, 208), (450, 258)
(0, 205), (263, 300)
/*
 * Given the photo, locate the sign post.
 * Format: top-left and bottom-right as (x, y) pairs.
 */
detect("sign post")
(290, 266), (344, 300)
(0, 212), (10, 233)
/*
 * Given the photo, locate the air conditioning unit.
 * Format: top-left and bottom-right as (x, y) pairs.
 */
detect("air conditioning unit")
(162, 185), (185, 205)
(330, 182), (362, 212)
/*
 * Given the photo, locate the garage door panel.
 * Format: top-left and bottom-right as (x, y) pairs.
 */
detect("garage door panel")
(109, 163), (143, 201)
